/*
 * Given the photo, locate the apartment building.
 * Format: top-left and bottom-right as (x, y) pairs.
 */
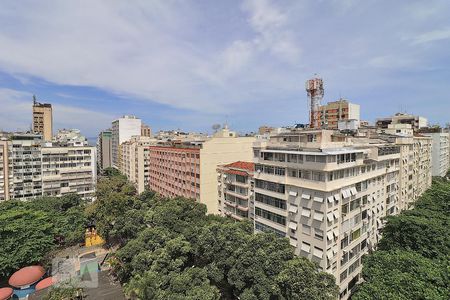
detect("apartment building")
(149, 145), (201, 200)
(148, 126), (255, 213)
(0, 139), (12, 201)
(318, 99), (360, 129)
(41, 144), (96, 199)
(32, 96), (53, 141)
(119, 136), (153, 194)
(111, 115), (142, 168)
(420, 130), (449, 177)
(252, 129), (405, 299)
(141, 124), (152, 137)
(217, 161), (254, 221)
(376, 113), (428, 131)
(97, 130), (113, 172)
(10, 133), (43, 200)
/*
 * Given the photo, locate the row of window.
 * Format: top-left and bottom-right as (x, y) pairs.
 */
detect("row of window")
(255, 192), (286, 209)
(255, 207), (286, 225)
(255, 179), (285, 194)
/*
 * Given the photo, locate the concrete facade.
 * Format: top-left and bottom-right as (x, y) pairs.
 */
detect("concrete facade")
(318, 99), (360, 129)
(376, 113), (428, 131)
(97, 130), (113, 172)
(422, 132), (449, 177)
(32, 99), (53, 141)
(111, 116), (142, 168)
(0, 140), (12, 201)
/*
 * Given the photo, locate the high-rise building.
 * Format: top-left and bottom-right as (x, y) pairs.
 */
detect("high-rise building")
(250, 128), (432, 299)
(419, 129), (450, 177)
(148, 126), (255, 213)
(32, 96), (53, 141)
(376, 113), (428, 132)
(217, 161), (254, 221)
(141, 124), (152, 137)
(119, 136), (153, 194)
(0, 139), (12, 201)
(111, 115), (142, 168)
(41, 144), (96, 199)
(97, 130), (113, 172)
(319, 99), (360, 129)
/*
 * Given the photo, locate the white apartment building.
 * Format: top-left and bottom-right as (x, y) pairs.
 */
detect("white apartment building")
(251, 128), (431, 299)
(119, 136), (154, 194)
(41, 145), (96, 199)
(421, 131), (449, 177)
(111, 115), (142, 168)
(10, 134), (43, 200)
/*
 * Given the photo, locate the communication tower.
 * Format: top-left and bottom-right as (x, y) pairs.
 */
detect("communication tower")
(305, 76), (324, 128)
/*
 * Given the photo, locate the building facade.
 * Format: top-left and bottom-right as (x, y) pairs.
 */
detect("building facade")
(97, 130), (113, 172)
(0, 139), (12, 201)
(148, 145), (201, 200)
(250, 128), (431, 299)
(41, 145), (96, 199)
(32, 96), (53, 141)
(119, 136), (153, 194)
(141, 124), (152, 137)
(376, 113), (428, 131)
(318, 99), (360, 129)
(111, 115), (142, 168)
(217, 161), (254, 221)
(421, 131), (449, 177)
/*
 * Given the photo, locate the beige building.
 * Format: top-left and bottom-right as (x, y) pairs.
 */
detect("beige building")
(141, 124), (152, 137)
(32, 96), (53, 141)
(217, 161), (254, 221)
(420, 130), (449, 177)
(41, 144), (96, 199)
(119, 136), (153, 194)
(251, 128), (431, 299)
(111, 115), (142, 168)
(318, 99), (360, 129)
(0, 139), (12, 201)
(376, 113), (428, 131)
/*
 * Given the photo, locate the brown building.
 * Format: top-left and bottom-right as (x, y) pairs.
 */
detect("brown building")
(32, 96), (53, 141)
(148, 145), (201, 200)
(318, 99), (360, 129)
(141, 124), (152, 137)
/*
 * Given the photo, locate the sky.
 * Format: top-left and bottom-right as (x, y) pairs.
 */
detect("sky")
(0, 0), (449, 137)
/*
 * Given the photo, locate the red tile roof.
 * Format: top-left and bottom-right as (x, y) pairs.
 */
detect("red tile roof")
(224, 161), (254, 172)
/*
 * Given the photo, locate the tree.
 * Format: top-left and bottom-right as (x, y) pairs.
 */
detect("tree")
(352, 250), (448, 300)
(0, 206), (54, 278)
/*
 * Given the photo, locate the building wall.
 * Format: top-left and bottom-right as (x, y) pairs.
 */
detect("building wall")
(41, 146), (96, 199)
(318, 100), (360, 129)
(33, 103), (53, 141)
(0, 140), (12, 201)
(148, 146), (201, 200)
(423, 132), (449, 177)
(111, 116), (142, 168)
(251, 129), (419, 299)
(200, 136), (255, 214)
(97, 130), (112, 171)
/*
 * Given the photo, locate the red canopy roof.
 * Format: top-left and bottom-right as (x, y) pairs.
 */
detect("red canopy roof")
(8, 266), (45, 288)
(36, 276), (55, 291)
(224, 161), (254, 171)
(0, 287), (13, 300)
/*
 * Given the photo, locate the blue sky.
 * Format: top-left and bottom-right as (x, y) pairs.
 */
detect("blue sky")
(0, 0), (449, 137)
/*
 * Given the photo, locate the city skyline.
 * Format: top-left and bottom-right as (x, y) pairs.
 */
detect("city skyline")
(1, 0), (449, 137)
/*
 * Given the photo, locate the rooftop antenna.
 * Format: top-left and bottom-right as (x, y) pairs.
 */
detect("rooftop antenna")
(33, 95), (37, 105)
(305, 74), (324, 129)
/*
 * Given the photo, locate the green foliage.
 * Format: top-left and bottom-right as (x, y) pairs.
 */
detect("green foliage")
(353, 179), (450, 300)
(42, 284), (83, 300)
(102, 167), (124, 178)
(106, 192), (338, 299)
(0, 194), (87, 279)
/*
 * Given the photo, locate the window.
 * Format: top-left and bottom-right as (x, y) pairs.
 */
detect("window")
(255, 193), (287, 209)
(255, 207), (286, 225)
(302, 224), (311, 235)
(340, 270), (347, 282)
(255, 221), (285, 237)
(255, 179), (285, 194)
(314, 228), (324, 240)
(350, 228), (361, 242)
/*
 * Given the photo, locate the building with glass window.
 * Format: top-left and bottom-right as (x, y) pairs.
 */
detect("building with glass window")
(251, 128), (431, 299)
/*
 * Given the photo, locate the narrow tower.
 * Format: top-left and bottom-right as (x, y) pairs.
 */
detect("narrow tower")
(305, 76), (324, 128)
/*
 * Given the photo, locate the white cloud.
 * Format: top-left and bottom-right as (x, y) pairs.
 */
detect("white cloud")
(0, 88), (111, 136)
(411, 28), (450, 45)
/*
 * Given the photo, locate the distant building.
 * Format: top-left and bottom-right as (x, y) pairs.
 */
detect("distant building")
(97, 130), (113, 172)
(111, 115), (142, 168)
(217, 161), (254, 221)
(53, 129), (88, 146)
(419, 129), (450, 177)
(119, 136), (154, 194)
(258, 126), (274, 135)
(376, 113), (428, 131)
(148, 126), (256, 213)
(32, 96), (53, 141)
(0, 139), (12, 201)
(141, 124), (152, 137)
(318, 99), (360, 129)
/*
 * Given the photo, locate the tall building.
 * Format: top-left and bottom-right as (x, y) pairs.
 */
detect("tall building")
(119, 136), (153, 194)
(111, 115), (142, 168)
(319, 99), (360, 129)
(32, 96), (53, 141)
(217, 161), (254, 221)
(376, 113), (428, 132)
(41, 144), (96, 199)
(97, 130), (113, 172)
(141, 124), (152, 137)
(148, 126), (255, 213)
(0, 139), (12, 201)
(419, 129), (450, 177)
(250, 128), (432, 299)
